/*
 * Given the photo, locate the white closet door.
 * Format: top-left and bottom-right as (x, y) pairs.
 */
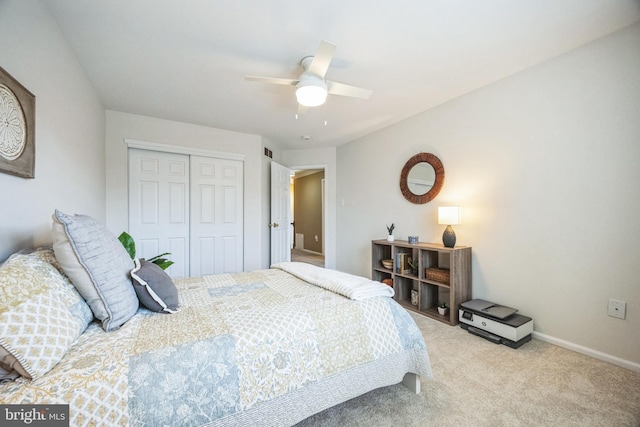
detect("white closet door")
(128, 149), (189, 278)
(190, 155), (244, 276)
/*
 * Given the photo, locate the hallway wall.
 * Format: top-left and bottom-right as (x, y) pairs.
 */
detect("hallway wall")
(294, 171), (324, 253)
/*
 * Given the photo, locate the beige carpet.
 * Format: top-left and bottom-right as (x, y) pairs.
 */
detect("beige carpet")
(295, 312), (640, 427)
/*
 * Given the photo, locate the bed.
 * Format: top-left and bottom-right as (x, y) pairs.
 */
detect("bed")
(0, 212), (432, 426)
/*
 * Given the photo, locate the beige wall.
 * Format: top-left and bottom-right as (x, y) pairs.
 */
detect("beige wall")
(0, 1), (105, 261)
(336, 23), (640, 367)
(294, 171), (325, 253)
(104, 110), (265, 271)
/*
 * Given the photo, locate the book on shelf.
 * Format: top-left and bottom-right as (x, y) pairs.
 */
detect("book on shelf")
(395, 253), (403, 274)
(395, 252), (413, 274)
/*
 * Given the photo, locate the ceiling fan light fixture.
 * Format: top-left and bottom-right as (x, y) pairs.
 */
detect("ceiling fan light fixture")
(296, 78), (328, 107)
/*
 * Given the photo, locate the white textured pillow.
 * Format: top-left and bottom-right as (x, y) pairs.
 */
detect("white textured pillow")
(51, 210), (139, 331)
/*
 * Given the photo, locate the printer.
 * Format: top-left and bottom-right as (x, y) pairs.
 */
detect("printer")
(459, 299), (533, 349)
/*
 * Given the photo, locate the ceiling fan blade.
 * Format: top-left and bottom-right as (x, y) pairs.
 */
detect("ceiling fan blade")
(307, 40), (336, 78)
(244, 76), (298, 86)
(327, 81), (373, 99)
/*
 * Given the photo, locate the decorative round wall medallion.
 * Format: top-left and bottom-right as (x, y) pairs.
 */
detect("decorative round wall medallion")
(0, 83), (27, 161)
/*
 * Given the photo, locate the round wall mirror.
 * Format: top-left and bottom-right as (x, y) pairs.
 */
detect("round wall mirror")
(399, 153), (444, 204)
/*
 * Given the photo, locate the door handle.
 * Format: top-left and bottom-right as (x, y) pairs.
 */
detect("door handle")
(269, 223), (279, 228)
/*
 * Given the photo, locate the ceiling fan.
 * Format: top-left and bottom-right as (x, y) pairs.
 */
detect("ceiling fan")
(244, 40), (372, 110)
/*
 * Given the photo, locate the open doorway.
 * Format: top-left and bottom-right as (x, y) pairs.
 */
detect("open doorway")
(290, 169), (325, 267)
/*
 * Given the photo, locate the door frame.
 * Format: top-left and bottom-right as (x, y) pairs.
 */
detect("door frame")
(125, 139), (245, 162)
(288, 164), (328, 261)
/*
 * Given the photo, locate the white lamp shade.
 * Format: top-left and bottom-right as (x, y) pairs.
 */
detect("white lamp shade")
(438, 206), (461, 225)
(296, 77), (328, 107)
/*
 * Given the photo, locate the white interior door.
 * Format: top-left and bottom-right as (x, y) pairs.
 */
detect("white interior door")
(190, 156), (243, 276)
(270, 161), (291, 265)
(128, 148), (189, 278)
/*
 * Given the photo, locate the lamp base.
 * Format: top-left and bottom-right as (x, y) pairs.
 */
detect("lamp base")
(442, 225), (456, 248)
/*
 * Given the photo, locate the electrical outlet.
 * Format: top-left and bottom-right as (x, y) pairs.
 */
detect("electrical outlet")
(608, 299), (626, 319)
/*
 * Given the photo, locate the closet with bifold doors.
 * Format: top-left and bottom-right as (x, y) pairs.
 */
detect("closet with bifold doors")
(127, 145), (243, 278)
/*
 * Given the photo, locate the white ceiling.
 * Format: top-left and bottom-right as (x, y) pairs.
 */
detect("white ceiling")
(42, 0), (640, 150)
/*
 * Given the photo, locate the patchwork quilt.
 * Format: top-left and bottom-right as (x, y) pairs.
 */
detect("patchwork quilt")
(0, 267), (432, 426)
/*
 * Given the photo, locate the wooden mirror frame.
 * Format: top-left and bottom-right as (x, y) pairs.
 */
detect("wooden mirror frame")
(399, 153), (445, 204)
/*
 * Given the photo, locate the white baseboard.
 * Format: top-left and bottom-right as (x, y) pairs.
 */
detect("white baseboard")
(533, 331), (640, 373)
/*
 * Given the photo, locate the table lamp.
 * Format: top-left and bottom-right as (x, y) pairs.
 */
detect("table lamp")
(438, 207), (461, 248)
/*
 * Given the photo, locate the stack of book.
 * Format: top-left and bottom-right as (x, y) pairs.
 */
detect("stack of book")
(395, 253), (413, 275)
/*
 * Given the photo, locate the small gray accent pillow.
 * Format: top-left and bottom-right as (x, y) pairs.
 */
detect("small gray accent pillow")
(51, 210), (139, 331)
(131, 258), (179, 313)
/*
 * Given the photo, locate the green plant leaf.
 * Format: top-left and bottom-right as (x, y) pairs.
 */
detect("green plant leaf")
(152, 258), (174, 270)
(118, 231), (136, 259)
(119, 233), (174, 270)
(147, 253), (171, 262)
(147, 253), (173, 270)
(158, 260), (174, 270)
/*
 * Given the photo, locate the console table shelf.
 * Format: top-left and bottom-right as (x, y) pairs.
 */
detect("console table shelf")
(372, 240), (472, 325)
